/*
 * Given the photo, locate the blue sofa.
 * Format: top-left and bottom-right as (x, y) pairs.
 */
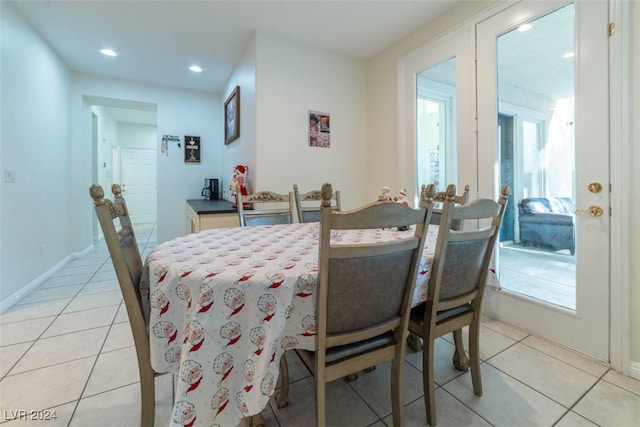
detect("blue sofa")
(517, 197), (576, 255)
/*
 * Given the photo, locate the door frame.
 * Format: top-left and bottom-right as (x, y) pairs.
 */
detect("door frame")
(608, 0), (633, 376)
(396, 0), (631, 373)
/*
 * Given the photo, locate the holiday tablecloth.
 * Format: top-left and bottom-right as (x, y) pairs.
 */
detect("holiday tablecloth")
(141, 222), (438, 427)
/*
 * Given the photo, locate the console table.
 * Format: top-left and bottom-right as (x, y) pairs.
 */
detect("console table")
(186, 199), (239, 232)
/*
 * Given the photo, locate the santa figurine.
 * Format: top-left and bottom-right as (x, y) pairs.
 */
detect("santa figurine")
(229, 164), (250, 208)
(395, 188), (410, 231)
(395, 188), (409, 206)
(378, 186), (393, 202)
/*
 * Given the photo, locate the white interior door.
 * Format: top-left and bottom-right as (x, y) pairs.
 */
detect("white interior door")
(477, 0), (610, 361)
(121, 148), (157, 224)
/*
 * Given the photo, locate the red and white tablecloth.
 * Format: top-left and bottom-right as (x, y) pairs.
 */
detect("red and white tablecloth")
(141, 222), (438, 427)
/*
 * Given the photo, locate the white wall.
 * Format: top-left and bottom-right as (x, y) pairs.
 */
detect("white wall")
(254, 32), (368, 209)
(221, 37), (257, 200)
(220, 32), (369, 209)
(118, 123), (157, 149)
(70, 75), (221, 245)
(0, 2), (72, 304)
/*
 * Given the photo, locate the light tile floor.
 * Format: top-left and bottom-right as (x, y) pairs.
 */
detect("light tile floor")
(1, 223), (639, 426)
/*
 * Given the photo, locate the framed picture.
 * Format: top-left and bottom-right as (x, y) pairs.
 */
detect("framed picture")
(309, 110), (330, 148)
(185, 136), (201, 163)
(224, 86), (240, 145)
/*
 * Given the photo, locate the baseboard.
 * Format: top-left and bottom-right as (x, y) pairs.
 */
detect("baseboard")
(0, 245), (94, 314)
(630, 361), (640, 381)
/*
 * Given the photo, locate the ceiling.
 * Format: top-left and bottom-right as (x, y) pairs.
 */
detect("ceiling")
(11, 1), (573, 125)
(11, 0), (464, 95)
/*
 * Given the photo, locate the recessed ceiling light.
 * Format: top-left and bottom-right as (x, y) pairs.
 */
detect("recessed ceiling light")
(518, 24), (532, 32)
(100, 49), (117, 57)
(189, 65), (202, 73)
(563, 52), (575, 58)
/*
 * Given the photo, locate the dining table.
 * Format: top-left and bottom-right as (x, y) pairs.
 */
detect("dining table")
(140, 221), (488, 427)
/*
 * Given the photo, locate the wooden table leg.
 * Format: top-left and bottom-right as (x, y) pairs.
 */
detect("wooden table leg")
(249, 413), (265, 427)
(275, 354), (289, 409)
(407, 331), (423, 352)
(452, 329), (469, 371)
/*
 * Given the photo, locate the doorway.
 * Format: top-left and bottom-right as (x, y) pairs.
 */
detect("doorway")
(399, 0), (611, 361)
(120, 148), (157, 224)
(477, 0), (610, 362)
(88, 98), (158, 237)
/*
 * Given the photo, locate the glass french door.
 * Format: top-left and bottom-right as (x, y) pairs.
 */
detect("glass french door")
(397, 27), (477, 204)
(399, 0), (610, 361)
(477, 0), (610, 361)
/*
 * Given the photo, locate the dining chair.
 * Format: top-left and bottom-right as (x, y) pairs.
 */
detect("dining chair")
(89, 183), (169, 427)
(277, 182), (432, 427)
(408, 183), (509, 426)
(420, 183), (470, 231)
(236, 188), (296, 227)
(410, 184), (471, 360)
(292, 183), (342, 223)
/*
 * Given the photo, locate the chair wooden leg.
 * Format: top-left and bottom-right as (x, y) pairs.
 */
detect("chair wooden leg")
(468, 320), (483, 396)
(452, 329), (469, 372)
(391, 356), (404, 427)
(316, 378), (326, 427)
(275, 354), (289, 408)
(423, 338), (437, 426)
(140, 368), (155, 427)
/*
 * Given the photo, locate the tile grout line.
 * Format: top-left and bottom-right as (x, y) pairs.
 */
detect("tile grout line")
(0, 257), (113, 381)
(67, 299), (125, 425)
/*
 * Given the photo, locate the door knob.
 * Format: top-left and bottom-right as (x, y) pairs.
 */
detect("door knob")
(575, 206), (603, 217)
(588, 182), (603, 193)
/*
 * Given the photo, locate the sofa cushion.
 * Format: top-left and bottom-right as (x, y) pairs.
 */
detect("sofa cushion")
(519, 212), (574, 226)
(520, 197), (574, 215)
(524, 199), (550, 214)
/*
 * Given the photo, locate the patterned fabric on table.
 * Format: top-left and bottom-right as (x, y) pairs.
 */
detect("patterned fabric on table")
(141, 223), (436, 427)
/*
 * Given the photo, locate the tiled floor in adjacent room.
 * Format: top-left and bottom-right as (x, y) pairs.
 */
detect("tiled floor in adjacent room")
(1, 223), (639, 426)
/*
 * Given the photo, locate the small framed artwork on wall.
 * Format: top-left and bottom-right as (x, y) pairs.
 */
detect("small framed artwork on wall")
(309, 110), (330, 148)
(185, 136), (201, 163)
(224, 86), (240, 145)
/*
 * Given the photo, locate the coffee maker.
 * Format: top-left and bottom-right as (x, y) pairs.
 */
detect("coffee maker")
(201, 178), (219, 200)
